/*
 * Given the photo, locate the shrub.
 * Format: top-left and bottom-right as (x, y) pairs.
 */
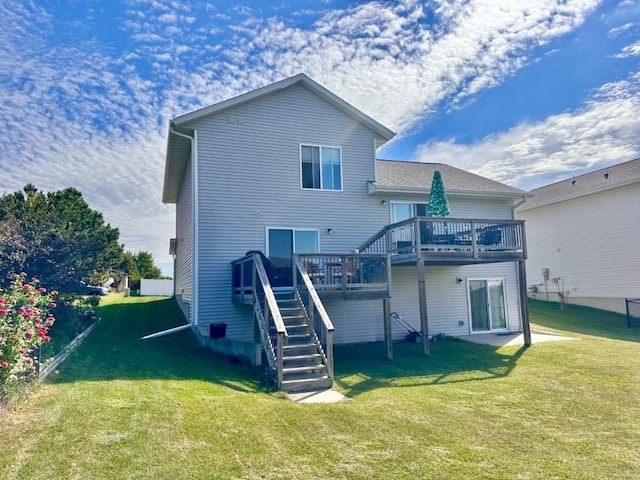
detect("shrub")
(39, 294), (99, 361)
(0, 273), (56, 406)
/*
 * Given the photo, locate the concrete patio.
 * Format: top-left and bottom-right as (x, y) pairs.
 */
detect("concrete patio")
(459, 329), (577, 347)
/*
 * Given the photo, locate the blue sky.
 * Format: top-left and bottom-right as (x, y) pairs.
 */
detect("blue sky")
(1, 0), (639, 275)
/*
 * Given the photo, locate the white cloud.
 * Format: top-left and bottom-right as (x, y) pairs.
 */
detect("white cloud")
(216, 0), (601, 135)
(0, 0), (618, 275)
(607, 21), (637, 36)
(413, 72), (640, 190)
(614, 39), (640, 57)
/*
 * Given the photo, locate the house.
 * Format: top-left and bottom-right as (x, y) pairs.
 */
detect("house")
(161, 73), (531, 392)
(516, 158), (640, 314)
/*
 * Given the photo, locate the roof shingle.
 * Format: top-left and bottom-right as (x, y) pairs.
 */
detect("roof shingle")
(374, 160), (525, 197)
(518, 158), (640, 211)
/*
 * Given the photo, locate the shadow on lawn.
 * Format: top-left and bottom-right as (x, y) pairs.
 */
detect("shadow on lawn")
(50, 296), (532, 396)
(529, 299), (640, 343)
(48, 297), (262, 391)
(333, 339), (528, 397)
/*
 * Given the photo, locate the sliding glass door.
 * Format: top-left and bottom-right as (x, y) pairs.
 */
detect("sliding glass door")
(267, 228), (318, 286)
(468, 279), (507, 332)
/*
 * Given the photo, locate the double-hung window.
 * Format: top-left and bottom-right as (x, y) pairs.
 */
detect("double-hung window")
(300, 145), (342, 191)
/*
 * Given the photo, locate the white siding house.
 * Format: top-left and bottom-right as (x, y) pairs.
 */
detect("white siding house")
(162, 74), (530, 391)
(517, 158), (640, 314)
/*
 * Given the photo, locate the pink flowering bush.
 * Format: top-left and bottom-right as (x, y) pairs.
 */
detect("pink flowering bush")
(0, 273), (56, 404)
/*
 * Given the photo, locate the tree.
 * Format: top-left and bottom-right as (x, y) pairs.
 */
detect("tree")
(135, 251), (163, 279)
(118, 251), (140, 281)
(0, 185), (124, 291)
(118, 250), (162, 282)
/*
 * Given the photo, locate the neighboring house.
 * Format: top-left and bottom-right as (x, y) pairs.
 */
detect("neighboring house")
(517, 158), (640, 314)
(161, 73), (530, 392)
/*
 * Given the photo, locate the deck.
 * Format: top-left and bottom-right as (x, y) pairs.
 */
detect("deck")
(231, 253), (391, 304)
(359, 216), (526, 266)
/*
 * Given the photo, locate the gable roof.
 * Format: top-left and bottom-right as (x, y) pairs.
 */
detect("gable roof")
(371, 160), (526, 198)
(518, 157), (640, 212)
(173, 73), (396, 141)
(163, 73), (396, 204)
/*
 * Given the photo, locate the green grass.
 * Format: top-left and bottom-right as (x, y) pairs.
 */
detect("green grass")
(1, 295), (639, 479)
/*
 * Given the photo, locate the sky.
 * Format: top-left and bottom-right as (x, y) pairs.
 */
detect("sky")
(1, 0), (639, 276)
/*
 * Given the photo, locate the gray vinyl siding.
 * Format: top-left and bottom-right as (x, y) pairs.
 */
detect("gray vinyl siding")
(182, 83), (388, 339)
(325, 262), (521, 344)
(518, 182), (640, 313)
(385, 195), (515, 221)
(176, 82), (523, 340)
(174, 157), (193, 321)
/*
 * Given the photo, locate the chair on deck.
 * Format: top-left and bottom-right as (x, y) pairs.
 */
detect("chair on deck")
(478, 229), (502, 246)
(328, 259), (358, 285)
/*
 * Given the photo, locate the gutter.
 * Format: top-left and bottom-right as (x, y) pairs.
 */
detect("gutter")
(368, 181), (527, 199)
(513, 194), (530, 209)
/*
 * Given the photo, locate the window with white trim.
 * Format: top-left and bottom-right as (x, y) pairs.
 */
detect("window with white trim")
(300, 145), (342, 190)
(390, 202), (429, 223)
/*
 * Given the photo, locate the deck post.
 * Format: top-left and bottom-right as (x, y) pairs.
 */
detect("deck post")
(417, 256), (430, 355)
(341, 255), (348, 299)
(383, 297), (392, 359)
(251, 258), (257, 303)
(518, 259), (532, 346)
(471, 220), (478, 259)
(253, 305), (262, 366)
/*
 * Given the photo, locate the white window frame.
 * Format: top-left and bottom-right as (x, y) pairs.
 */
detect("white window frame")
(389, 201), (430, 223)
(299, 144), (343, 191)
(466, 277), (510, 334)
(265, 227), (321, 257)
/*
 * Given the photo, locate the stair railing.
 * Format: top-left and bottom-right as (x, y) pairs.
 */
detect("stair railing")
(292, 256), (334, 381)
(251, 253), (288, 387)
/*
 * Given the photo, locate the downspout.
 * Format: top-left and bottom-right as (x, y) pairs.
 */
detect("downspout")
(170, 126), (199, 329)
(141, 127), (197, 340)
(512, 194), (529, 218)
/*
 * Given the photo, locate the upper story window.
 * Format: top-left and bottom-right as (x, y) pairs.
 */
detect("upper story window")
(300, 145), (342, 191)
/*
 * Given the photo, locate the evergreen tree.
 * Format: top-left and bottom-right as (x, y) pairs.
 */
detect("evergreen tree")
(134, 251), (163, 280)
(118, 250), (162, 281)
(0, 185), (123, 291)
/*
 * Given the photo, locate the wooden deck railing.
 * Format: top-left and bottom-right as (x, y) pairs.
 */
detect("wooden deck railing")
(293, 257), (334, 381)
(358, 217), (526, 261)
(231, 253), (287, 386)
(293, 253), (391, 300)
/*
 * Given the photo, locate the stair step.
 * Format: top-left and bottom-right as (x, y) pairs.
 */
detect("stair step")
(270, 328), (310, 336)
(265, 289), (333, 393)
(282, 344), (317, 355)
(282, 315), (306, 323)
(285, 334), (313, 345)
(283, 323), (310, 332)
(277, 303), (299, 310)
(281, 376), (333, 393)
(283, 360), (323, 369)
(283, 353), (322, 363)
(270, 319), (305, 326)
(283, 364), (327, 375)
(275, 292), (296, 297)
(279, 306), (304, 314)
(286, 332), (311, 338)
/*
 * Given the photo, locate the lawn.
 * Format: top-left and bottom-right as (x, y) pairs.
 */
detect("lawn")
(1, 295), (638, 479)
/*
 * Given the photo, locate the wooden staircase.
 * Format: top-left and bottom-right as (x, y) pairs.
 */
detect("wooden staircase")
(274, 290), (332, 393)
